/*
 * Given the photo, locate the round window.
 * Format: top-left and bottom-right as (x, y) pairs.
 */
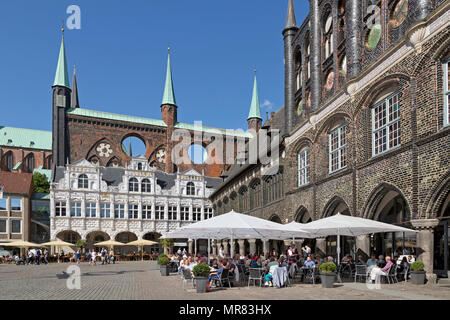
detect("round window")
(188, 144), (207, 164)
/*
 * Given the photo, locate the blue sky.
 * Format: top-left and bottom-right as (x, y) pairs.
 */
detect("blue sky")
(0, 0), (309, 134)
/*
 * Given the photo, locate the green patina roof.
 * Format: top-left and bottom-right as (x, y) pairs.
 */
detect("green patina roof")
(66, 108), (168, 127)
(53, 35), (70, 88)
(33, 168), (52, 182)
(248, 75), (262, 120)
(0, 126), (52, 150)
(174, 122), (253, 138)
(162, 53), (176, 106)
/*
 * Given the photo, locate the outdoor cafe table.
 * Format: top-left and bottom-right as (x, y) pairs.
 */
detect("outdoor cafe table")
(272, 266), (288, 288)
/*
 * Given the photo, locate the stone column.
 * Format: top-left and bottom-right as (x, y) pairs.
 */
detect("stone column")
(315, 238), (327, 257)
(230, 239), (236, 257)
(223, 240), (230, 256)
(212, 240), (217, 256)
(356, 235), (370, 260)
(309, 0), (321, 111)
(411, 219), (439, 283)
(188, 239), (193, 255)
(345, 0), (362, 80)
(238, 240), (246, 257)
(263, 240), (270, 256)
(248, 239), (257, 255)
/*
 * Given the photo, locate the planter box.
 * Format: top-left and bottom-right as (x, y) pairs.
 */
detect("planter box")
(160, 265), (170, 276)
(320, 272), (336, 288)
(410, 271), (426, 285)
(195, 277), (208, 293)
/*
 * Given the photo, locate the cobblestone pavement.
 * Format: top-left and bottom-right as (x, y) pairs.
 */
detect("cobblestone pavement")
(1, 261), (449, 300)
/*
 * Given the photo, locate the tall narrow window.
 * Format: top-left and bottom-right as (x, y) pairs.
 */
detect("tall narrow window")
(155, 206), (164, 220)
(298, 148), (310, 186)
(114, 204), (125, 219)
(180, 207), (189, 221)
(5, 152), (14, 172)
(100, 203), (110, 218)
(128, 204), (139, 219)
(372, 93), (401, 156)
(78, 174), (89, 189)
(70, 202), (82, 217)
(444, 60), (450, 127)
(168, 206), (177, 220)
(85, 203), (96, 218)
(329, 125), (348, 173)
(186, 182), (195, 196)
(324, 13), (333, 60)
(142, 205), (152, 219)
(129, 178), (139, 192)
(141, 179), (151, 193)
(55, 202), (66, 217)
(26, 154), (35, 172)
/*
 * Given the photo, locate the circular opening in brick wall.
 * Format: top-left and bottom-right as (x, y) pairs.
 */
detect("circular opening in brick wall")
(121, 136), (146, 157)
(188, 144), (207, 164)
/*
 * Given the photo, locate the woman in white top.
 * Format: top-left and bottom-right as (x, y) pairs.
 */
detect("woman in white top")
(90, 250), (97, 266)
(218, 246), (224, 259)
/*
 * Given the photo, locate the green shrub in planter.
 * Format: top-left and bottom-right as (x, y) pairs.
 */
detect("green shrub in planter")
(319, 262), (337, 288)
(410, 261), (426, 285)
(319, 262), (337, 274)
(192, 262), (211, 277)
(192, 262), (211, 293)
(410, 261), (425, 272)
(157, 255), (169, 266)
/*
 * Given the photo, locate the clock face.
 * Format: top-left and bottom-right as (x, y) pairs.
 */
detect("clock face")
(156, 149), (166, 163)
(391, 0), (408, 28)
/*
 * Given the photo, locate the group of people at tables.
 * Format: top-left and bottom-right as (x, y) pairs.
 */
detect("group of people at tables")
(166, 244), (415, 288)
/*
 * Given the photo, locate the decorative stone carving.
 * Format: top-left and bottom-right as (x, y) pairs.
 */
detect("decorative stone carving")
(409, 26), (427, 53)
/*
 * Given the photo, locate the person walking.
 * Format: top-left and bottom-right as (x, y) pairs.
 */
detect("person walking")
(75, 249), (82, 265)
(90, 249), (97, 266)
(87, 250), (92, 266)
(108, 249), (115, 264)
(36, 248), (41, 265)
(27, 249), (34, 265)
(43, 249), (49, 265)
(101, 247), (107, 265)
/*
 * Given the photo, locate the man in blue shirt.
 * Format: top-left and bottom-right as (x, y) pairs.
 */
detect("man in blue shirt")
(304, 256), (315, 268)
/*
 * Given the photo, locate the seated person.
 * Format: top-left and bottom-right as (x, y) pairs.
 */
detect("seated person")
(264, 258), (279, 287)
(370, 256), (394, 282)
(366, 254), (377, 266)
(227, 258), (236, 276)
(304, 256), (315, 269)
(377, 255), (386, 268)
(251, 257), (263, 268)
(210, 258), (219, 269)
(208, 262), (225, 287)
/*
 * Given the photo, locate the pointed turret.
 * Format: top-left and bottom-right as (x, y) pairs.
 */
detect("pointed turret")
(71, 65), (80, 108)
(161, 52), (177, 106)
(53, 34), (70, 88)
(128, 139), (133, 157)
(247, 73), (262, 132)
(284, 0), (298, 31)
(52, 29), (72, 169)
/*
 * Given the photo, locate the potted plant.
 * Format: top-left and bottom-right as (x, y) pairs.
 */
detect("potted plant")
(410, 261), (426, 285)
(319, 262), (337, 288)
(157, 254), (170, 276)
(192, 262), (211, 293)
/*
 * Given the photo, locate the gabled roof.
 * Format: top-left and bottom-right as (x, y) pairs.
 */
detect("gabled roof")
(0, 126), (52, 150)
(0, 171), (33, 195)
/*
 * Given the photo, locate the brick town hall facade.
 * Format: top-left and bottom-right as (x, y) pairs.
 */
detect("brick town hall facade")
(210, 0), (450, 281)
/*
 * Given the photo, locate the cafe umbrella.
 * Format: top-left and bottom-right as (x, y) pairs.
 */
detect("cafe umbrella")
(126, 239), (158, 261)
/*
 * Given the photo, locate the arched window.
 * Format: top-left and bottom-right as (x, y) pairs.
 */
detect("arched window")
(5, 152), (14, 172)
(141, 179), (151, 193)
(137, 163), (143, 171)
(186, 182), (195, 196)
(323, 12), (333, 60)
(249, 179), (261, 209)
(129, 178), (139, 192)
(298, 148), (310, 186)
(26, 153), (35, 172)
(238, 186), (248, 212)
(78, 174), (89, 189)
(45, 156), (52, 169)
(295, 50), (302, 91)
(305, 35), (311, 80)
(372, 92), (401, 156)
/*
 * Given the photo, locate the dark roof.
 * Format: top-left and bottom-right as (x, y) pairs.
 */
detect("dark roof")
(0, 172), (33, 195)
(54, 166), (221, 190)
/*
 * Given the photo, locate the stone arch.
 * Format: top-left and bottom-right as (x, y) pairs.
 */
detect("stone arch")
(269, 214), (282, 224)
(85, 231), (111, 250)
(106, 156), (121, 167)
(55, 230), (81, 244)
(354, 73), (411, 118)
(313, 112), (352, 143)
(115, 231), (138, 255)
(121, 133), (148, 158)
(294, 206), (312, 223)
(322, 196), (351, 219)
(2, 151), (14, 171)
(423, 170), (450, 219)
(292, 137), (313, 154)
(413, 28), (450, 77)
(363, 182), (411, 222)
(85, 137), (115, 165)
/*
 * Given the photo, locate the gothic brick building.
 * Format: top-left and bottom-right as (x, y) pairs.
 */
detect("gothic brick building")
(210, 0), (450, 281)
(51, 37), (253, 179)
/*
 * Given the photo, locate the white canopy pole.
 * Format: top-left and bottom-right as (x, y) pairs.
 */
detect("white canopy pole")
(207, 238), (210, 260)
(194, 238), (197, 256)
(337, 229), (341, 266)
(230, 233), (234, 258)
(263, 239), (267, 257)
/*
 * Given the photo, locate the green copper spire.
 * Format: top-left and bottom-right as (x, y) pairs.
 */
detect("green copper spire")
(161, 51), (177, 106)
(247, 74), (262, 120)
(53, 33), (70, 88)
